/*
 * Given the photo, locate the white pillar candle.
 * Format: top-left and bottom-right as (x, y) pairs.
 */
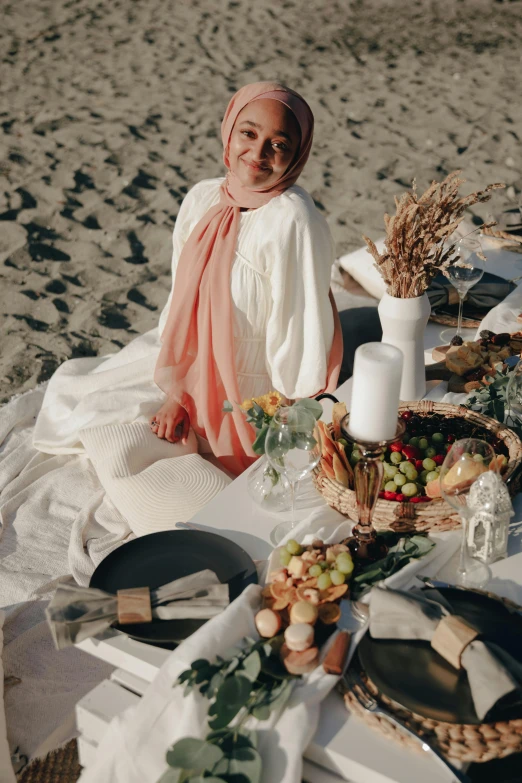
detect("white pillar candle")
(348, 342), (404, 442)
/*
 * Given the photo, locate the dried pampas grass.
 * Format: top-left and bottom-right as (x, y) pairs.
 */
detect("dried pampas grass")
(363, 171), (505, 299)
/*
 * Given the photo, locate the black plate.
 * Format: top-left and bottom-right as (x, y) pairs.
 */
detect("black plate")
(358, 587), (522, 724)
(90, 530), (257, 645)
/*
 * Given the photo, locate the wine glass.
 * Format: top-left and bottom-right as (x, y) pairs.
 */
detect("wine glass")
(265, 406), (322, 545)
(439, 438), (498, 588)
(441, 237), (486, 344)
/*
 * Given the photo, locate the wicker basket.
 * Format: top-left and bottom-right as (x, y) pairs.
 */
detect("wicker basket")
(341, 592), (522, 764)
(313, 400), (522, 534)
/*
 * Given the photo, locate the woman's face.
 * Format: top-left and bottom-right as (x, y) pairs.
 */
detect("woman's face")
(228, 98), (300, 189)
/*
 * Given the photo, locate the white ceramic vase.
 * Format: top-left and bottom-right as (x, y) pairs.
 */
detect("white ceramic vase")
(378, 292), (431, 401)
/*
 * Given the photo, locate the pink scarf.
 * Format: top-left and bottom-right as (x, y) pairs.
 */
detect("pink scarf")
(155, 82), (343, 476)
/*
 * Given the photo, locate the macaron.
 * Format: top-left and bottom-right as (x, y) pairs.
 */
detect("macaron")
(284, 622), (314, 652)
(289, 600), (318, 626)
(254, 608), (282, 638)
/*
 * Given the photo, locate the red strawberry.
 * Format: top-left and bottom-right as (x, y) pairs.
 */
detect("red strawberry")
(400, 410), (413, 421)
(390, 441), (403, 453)
(378, 491), (385, 498)
(415, 459), (424, 471)
(446, 434), (456, 443)
(402, 445), (421, 460)
(409, 496), (421, 503)
(434, 454), (444, 466)
(395, 493), (405, 502)
(384, 491), (398, 501)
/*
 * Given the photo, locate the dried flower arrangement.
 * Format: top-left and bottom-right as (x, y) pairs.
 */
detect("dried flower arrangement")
(363, 171), (505, 299)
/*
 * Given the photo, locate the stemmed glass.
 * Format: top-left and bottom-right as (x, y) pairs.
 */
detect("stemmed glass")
(439, 438), (498, 588)
(441, 237), (486, 344)
(265, 406), (322, 545)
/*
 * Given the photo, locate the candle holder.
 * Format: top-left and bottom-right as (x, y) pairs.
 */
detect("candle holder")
(340, 416), (406, 561)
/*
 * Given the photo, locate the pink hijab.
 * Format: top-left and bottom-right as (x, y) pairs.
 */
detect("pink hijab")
(155, 82), (343, 476)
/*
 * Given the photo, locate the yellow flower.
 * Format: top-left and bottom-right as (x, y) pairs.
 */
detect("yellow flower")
(240, 397), (254, 412)
(240, 391), (283, 417)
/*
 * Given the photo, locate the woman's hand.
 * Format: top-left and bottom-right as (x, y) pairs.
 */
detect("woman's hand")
(150, 399), (190, 444)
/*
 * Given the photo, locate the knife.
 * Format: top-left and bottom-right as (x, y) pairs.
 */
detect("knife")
(322, 599), (369, 675)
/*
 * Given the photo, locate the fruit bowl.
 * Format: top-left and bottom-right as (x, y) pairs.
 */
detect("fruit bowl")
(313, 400), (522, 534)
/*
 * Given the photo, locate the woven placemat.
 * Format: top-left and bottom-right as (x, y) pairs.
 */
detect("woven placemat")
(17, 739), (81, 783)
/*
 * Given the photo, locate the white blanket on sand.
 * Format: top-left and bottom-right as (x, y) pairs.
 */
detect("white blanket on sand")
(0, 327), (230, 770)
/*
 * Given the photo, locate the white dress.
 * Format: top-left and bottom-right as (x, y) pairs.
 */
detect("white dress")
(160, 177), (335, 401)
(0, 176), (336, 593)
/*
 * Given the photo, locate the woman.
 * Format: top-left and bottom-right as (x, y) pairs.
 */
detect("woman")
(150, 82), (342, 474)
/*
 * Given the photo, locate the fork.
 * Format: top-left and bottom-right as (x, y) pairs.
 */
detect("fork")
(343, 668), (471, 783)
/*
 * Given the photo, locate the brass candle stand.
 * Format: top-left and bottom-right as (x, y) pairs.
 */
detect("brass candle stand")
(340, 416), (406, 561)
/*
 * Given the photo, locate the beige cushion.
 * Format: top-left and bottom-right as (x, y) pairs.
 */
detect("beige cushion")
(338, 239), (387, 300)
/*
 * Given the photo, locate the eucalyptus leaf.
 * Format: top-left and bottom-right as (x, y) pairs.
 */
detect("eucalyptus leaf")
(293, 398), (323, 420)
(242, 650), (261, 682)
(222, 401), (234, 413)
(213, 746), (262, 783)
(166, 738), (224, 771)
(190, 659), (209, 671)
(252, 424), (269, 455)
(251, 703), (271, 721)
(209, 675), (252, 730)
(268, 679), (293, 713)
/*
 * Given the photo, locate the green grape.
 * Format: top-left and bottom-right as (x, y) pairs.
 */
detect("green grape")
(424, 447), (437, 459)
(385, 480), (398, 492)
(317, 572), (332, 590)
(418, 437), (429, 450)
(279, 549), (292, 566)
(337, 438), (348, 448)
(402, 482), (418, 497)
(350, 450), (362, 467)
(308, 564), (323, 578)
(389, 452), (403, 464)
(408, 436), (420, 447)
(320, 560), (330, 570)
(432, 432), (444, 444)
(403, 465), (418, 481)
(419, 469), (430, 485)
(422, 458), (436, 471)
(384, 463), (399, 478)
(286, 539), (303, 556)
(330, 569), (346, 586)
(425, 470), (439, 483)
(336, 553), (354, 575)
(401, 434), (410, 445)
(473, 454), (484, 462)
(393, 473), (407, 487)
(399, 461), (411, 474)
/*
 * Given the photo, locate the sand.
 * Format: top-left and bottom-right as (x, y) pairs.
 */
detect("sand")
(1, 0), (521, 403)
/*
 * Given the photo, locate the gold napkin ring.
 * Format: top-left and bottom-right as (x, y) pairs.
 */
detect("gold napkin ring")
(431, 615), (478, 669)
(117, 587), (152, 624)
